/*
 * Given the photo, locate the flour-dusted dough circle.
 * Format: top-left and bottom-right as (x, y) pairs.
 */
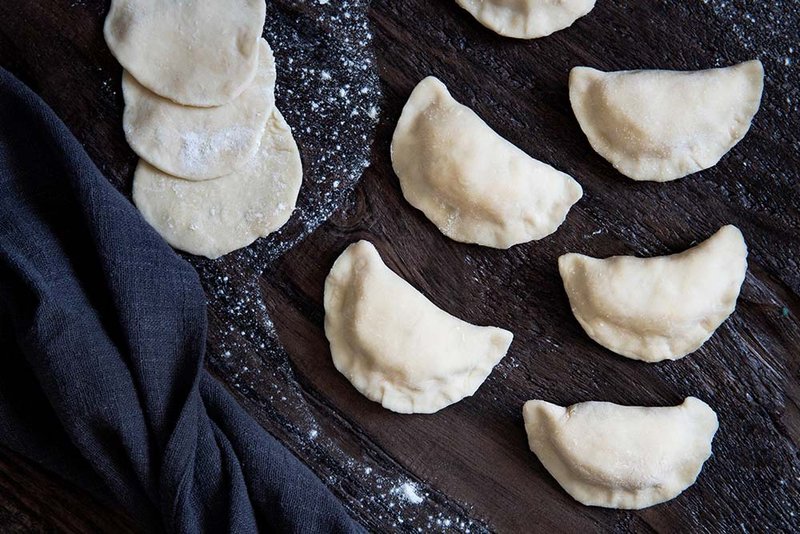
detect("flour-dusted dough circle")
(123, 39), (276, 181)
(559, 225), (748, 362)
(132, 109), (302, 259)
(104, 0), (266, 107)
(456, 0), (596, 39)
(523, 397), (719, 509)
(569, 61), (764, 181)
(391, 76), (582, 249)
(324, 240), (513, 414)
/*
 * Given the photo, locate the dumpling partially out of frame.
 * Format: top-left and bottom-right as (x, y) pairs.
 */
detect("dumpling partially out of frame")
(569, 61), (764, 181)
(455, 0), (596, 39)
(523, 397), (719, 509)
(324, 240), (513, 414)
(391, 76), (582, 249)
(559, 225), (747, 362)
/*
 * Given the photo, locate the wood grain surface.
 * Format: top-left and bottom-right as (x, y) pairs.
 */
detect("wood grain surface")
(1, 0), (799, 532)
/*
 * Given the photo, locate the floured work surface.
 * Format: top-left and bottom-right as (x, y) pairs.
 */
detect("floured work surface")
(0, 0), (798, 531)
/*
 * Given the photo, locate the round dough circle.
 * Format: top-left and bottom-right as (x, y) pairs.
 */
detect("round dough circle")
(132, 109), (303, 259)
(104, 0), (266, 107)
(122, 39), (277, 181)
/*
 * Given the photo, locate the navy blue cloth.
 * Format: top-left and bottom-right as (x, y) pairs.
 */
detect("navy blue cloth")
(0, 67), (361, 533)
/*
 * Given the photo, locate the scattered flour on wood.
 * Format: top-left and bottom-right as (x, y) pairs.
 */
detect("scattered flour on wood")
(700, 0), (798, 114)
(222, 0), (383, 272)
(394, 482), (425, 505)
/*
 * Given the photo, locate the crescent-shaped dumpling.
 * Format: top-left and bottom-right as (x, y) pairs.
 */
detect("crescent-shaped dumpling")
(523, 397), (719, 509)
(559, 225), (747, 362)
(455, 0), (596, 39)
(391, 76), (583, 249)
(569, 61), (764, 181)
(324, 240), (513, 414)
(122, 39), (277, 181)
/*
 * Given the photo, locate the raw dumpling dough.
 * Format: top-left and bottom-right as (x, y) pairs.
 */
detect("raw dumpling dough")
(559, 225), (747, 362)
(132, 109), (302, 259)
(104, 0), (265, 107)
(523, 397), (719, 509)
(391, 76), (582, 249)
(569, 61), (764, 181)
(456, 0), (596, 39)
(123, 39), (276, 181)
(324, 240), (513, 414)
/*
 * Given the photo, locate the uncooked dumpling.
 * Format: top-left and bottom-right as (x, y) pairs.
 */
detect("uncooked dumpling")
(104, 0), (265, 106)
(132, 109), (302, 259)
(559, 225), (747, 362)
(523, 397), (719, 509)
(569, 61), (764, 181)
(324, 240), (513, 414)
(391, 76), (582, 249)
(456, 0), (596, 39)
(123, 39), (276, 181)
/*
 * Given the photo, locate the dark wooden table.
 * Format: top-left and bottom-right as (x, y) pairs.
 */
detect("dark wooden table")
(1, 1), (799, 532)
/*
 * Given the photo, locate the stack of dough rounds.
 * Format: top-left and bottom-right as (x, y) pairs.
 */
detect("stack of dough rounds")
(104, 0), (303, 259)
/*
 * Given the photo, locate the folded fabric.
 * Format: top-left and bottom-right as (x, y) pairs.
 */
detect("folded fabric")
(0, 67), (362, 533)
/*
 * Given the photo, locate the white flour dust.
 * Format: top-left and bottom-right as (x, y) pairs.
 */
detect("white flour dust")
(700, 0), (798, 115)
(215, 0), (384, 273)
(394, 482), (425, 505)
(336, 458), (481, 532)
(179, 126), (255, 175)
